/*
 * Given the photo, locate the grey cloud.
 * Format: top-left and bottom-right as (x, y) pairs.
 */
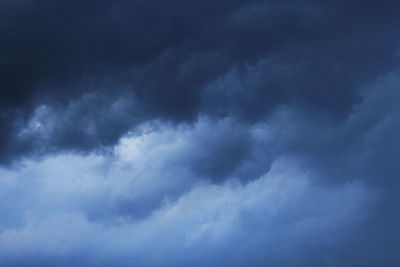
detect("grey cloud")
(0, 118), (270, 226)
(2, 0), (400, 163)
(263, 71), (400, 186)
(1, 1), (400, 265)
(1, 69), (400, 265)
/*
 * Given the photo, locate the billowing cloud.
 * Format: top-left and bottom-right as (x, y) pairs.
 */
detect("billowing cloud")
(1, 0), (400, 265)
(2, 0), (400, 163)
(1, 69), (400, 265)
(0, 152), (373, 266)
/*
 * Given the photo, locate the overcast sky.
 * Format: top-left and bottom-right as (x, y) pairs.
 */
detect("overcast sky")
(1, 1), (400, 266)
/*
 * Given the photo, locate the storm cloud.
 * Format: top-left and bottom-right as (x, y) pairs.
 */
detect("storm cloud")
(1, 0), (400, 266)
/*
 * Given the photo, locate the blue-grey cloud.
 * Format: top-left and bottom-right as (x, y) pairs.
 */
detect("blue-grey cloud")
(1, 1), (400, 266)
(0, 155), (373, 266)
(1, 0), (400, 164)
(1, 69), (400, 265)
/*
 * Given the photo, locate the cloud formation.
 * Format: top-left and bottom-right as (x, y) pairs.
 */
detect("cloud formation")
(1, 0), (400, 266)
(2, 0), (400, 163)
(0, 150), (373, 266)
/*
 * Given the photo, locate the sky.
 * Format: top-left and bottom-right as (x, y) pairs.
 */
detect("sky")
(1, 0), (400, 266)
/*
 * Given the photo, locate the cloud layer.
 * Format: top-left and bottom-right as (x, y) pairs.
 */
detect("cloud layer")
(1, 0), (400, 266)
(2, 0), (400, 163)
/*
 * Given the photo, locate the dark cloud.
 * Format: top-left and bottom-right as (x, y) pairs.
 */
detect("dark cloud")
(266, 72), (400, 187)
(1, 0), (400, 164)
(1, 1), (400, 266)
(1, 69), (399, 265)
